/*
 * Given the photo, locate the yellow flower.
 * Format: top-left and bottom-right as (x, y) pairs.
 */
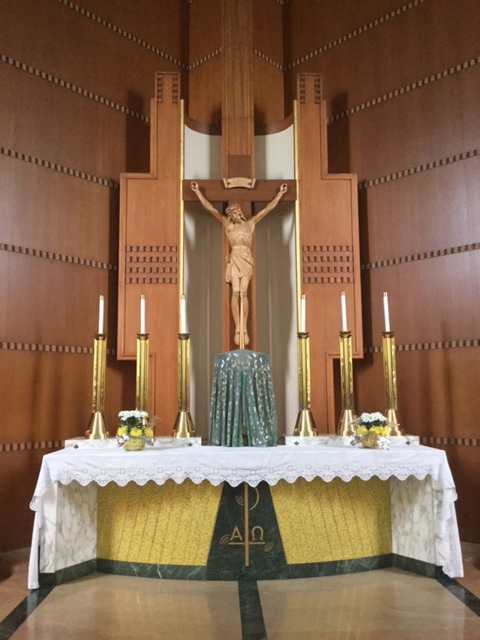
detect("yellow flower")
(144, 427), (154, 438)
(130, 427), (143, 438)
(370, 426), (389, 437)
(356, 425), (368, 436)
(117, 426), (127, 437)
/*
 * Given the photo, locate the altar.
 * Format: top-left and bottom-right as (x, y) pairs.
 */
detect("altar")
(27, 441), (463, 589)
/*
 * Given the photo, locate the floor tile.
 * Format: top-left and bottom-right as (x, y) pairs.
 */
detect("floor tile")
(458, 542), (480, 599)
(0, 549), (31, 623)
(258, 568), (480, 639)
(8, 574), (242, 640)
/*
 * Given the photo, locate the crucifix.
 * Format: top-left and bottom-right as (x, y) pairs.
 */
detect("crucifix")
(182, 0), (296, 352)
(118, 0), (362, 434)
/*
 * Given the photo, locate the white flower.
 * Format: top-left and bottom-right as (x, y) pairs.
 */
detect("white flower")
(357, 412), (386, 423)
(118, 410), (148, 420)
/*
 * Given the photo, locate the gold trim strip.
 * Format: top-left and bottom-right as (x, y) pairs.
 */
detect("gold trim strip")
(179, 100), (185, 301)
(293, 100), (302, 329)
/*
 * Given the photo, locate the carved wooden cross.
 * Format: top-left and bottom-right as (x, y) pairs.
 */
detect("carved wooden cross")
(182, 0), (296, 351)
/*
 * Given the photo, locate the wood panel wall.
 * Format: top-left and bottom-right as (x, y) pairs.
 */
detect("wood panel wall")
(284, 0), (480, 542)
(0, 0), (186, 551)
(1, 0), (478, 550)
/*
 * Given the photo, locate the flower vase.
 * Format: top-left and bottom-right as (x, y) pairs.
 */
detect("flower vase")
(124, 437), (145, 451)
(361, 431), (379, 449)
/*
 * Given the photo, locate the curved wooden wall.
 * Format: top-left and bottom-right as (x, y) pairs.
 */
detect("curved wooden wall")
(284, 0), (480, 541)
(0, 0), (186, 551)
(0, 0), (478, 549)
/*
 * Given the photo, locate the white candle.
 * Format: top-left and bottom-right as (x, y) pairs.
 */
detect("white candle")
(98, 295), (104, 334)
(180, 294), (187, 334)
(300, 294), (306, 333)
(383, 292), (391, 332)
(340, 291), (347, 332)
(140, 294), (146, 334)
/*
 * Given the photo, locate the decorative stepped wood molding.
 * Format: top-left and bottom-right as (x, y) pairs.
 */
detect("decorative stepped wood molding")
(0, 342), (115, 355)
(124, 245), (177, 285)
(365, 339), (480, 354)
(329, 55), (480, 123)
(56, 0), (187, 69)
(0, 440), (64, 452)
(189, 48), (222, 70)
(358, 148), (479, 190)
(0, 145), (119, 189)
(284, 0), (425, 70)
(420, 436), (480, 447)
(0, 242), (116, 271)
(0, 53), (148, 122)
(362, 242), (480, 271)
(302, 245), (354, 285)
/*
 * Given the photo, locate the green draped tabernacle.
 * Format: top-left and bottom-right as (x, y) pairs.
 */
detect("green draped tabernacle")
(209, 350), (278, 447)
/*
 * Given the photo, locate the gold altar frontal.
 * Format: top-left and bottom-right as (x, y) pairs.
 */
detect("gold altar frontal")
(97, 477), (392, 575)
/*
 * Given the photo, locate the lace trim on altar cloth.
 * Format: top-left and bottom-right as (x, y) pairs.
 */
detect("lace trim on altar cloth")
(30, 456), (456, 508)
(28, 446), (464, 582)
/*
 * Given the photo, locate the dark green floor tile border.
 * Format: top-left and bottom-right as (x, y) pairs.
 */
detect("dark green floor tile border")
(0, 586), (54, 640)
(3, 566), (480, 640)
(96, 559), (208, 580)
(437, 575), (480, 616)
(38, 559), (97, 586)
(238, 581), (267, 640)
(89, 553), (443, 581)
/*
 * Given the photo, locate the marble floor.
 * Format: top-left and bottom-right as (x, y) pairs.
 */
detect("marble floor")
(0, 544), (479, 640)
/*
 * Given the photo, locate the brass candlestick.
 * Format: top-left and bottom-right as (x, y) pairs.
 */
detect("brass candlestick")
(337, 331), (356, 436)
(294, 332), (317, 436)
(85, 334), (108, 439)
(136, 333), (149, 412)
(382, 331), (403, 435)
(172, 333), (195, 437)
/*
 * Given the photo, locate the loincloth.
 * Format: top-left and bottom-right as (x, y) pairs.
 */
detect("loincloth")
(225, 247), (254, 286)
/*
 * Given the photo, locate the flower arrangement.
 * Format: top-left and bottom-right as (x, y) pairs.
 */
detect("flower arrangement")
(353, 412), (389, 437)
(351, 412), (389, 449)
(116, 410), (156, 447)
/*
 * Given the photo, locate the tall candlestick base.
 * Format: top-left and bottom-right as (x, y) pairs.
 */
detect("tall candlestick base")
(85, 333), (108, 439)
(172, 333), (195, 438)
(293, 332), (317, 437)
(172, 410), (195, 438)
(136, 333), (149, 412)
(382, 331), (403, 436)
(294, 408), (317, 437)
(337, 331), (356, 436)
(337, 409), (357, 438)
(85, 411), (108, 440)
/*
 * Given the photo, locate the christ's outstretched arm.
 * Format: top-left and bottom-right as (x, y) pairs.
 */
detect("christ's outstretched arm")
(190, 182), (224, 224)
(253, 183), (288, 224)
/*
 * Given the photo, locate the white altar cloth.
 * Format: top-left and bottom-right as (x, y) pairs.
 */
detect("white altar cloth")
(28, 443), (463, 588)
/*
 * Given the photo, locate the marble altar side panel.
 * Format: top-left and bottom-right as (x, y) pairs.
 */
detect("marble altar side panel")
(390, 476), (437, 565)
(40, 481), (97, 574)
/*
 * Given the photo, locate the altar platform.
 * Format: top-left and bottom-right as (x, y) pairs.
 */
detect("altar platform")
(28, 440), (463, 589)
